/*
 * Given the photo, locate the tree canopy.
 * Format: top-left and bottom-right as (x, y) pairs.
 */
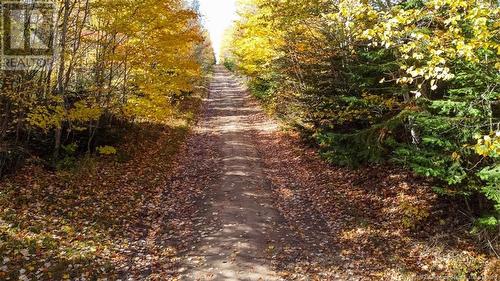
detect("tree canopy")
(222, 0), (500, 233)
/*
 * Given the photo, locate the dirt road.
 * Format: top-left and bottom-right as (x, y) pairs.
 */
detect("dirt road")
(179, 66), (285, 280)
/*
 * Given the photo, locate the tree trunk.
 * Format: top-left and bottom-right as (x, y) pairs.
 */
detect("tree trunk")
(53, 0), (71, 161)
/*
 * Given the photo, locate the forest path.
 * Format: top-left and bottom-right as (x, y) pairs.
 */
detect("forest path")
(159, 65), (475, 280)
(178, 66), (286, 280)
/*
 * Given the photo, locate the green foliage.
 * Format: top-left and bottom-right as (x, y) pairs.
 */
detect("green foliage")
(248, 77), (276, 103)
(475, 216), (499, 230)
(56, 143), (79, 170)
(315, 112), (407, 166)
(62, 143), (79, 155)
(223, 59), (236, 72)
(478, 165), (500, 212)
(96, 146), (117, 156)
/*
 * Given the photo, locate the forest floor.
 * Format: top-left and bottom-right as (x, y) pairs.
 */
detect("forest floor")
(0, 66), (495, 280)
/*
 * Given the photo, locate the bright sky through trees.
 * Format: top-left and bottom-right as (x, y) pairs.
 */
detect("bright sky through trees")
(199, 0), (237, 61)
